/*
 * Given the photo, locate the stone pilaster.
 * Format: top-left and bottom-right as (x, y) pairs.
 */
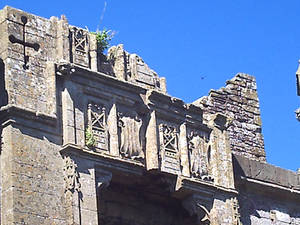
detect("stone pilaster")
(208, 113), (234, 189)
(62, 83), (76, 145)
(108, 102), (119, 156)
(56, 15), (70, 62)
(145, 110), (159, 170)
(179, 123), (190, 177)
(89, 33), (98, 71)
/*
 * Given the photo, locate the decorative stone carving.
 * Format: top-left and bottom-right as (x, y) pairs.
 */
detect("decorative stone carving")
(129, 53), (160, 88)
(159, 123), (180, 174)
(270, 210), (277, 222)
(118, 112), (144, 160)
(232, 197), (242, 225)
(63, 156), (81, 193)
(87, 103), (108, 151)
(63, 156), (80, 225)
(55, 63), (76, 76)
(188, 130), (213, 182)
(107, 44), (166, 92)
(70, 26), (90, 67)
(183, 195), (211, 225)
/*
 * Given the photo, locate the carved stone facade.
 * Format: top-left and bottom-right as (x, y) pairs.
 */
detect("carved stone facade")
(0, 6), (299, 225)
(118, 111), (144, 160)
(188, 130), (212, 180)
(86, 103), (108, 151)
(159, 123), (180, 174)
(70, 26), (90, 67)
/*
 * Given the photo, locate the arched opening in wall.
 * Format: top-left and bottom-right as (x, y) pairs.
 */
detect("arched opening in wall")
(97, 175), (197, 225)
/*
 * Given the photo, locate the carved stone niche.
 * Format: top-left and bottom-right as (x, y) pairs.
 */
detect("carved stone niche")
(86, 103), (109, 152)
(183, 194), (212, 225)
(187, 129), (214, 182)
(158, 122), (181, 174)
(117, 109), (146, 161)
(70, 26), (90, 67)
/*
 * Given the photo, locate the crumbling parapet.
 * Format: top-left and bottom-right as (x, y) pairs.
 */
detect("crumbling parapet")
(193, 73), (266, 162)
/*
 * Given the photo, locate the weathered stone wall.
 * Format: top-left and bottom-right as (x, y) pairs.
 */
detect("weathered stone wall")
(194, 73), (266, 161)
(6, 125), (65, 224)
(233, 154), (300, 224)
(0, 6), (299, 225)
(238, 191), (300, 224)
(0, 6), (67, 224)
(0, 6), (57, 116)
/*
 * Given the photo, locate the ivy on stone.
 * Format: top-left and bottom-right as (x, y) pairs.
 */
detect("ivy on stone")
(85, 128), (96, 148)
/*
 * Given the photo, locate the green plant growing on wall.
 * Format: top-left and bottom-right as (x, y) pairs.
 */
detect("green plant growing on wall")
(85, 128), (96, 148)
(91, 29), (115, 53)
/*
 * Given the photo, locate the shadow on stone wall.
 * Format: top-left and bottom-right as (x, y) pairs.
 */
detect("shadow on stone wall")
(0, 58), (8, 108)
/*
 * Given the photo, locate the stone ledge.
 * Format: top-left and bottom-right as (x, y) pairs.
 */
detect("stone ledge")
(0, 104), (57, 126)
(233, 154), (300, 191)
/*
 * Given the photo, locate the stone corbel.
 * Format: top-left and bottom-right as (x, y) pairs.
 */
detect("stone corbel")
(55, 63), (76, 77)
(182, 194), (212, 225)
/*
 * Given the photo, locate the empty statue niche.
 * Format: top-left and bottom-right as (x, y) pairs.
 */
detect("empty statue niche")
(97, 174), (197, 225)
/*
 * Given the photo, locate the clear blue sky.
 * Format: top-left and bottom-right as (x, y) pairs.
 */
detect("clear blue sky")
(1, 1), (299, 171)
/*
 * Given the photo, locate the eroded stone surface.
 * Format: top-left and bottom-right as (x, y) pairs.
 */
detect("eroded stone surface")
(194, 73), (266, 162)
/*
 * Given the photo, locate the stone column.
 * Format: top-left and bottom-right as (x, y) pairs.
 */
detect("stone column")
(145, 110), (159, 170)
(179, 123), (190, 177)
(108, 102), (119, 156)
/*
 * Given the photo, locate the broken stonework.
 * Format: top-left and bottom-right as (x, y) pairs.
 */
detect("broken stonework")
(0, 6), (299, 225)
(194, 73), (266, 161)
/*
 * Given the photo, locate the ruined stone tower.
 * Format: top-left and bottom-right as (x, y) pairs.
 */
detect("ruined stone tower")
(0, 6), (299, 225)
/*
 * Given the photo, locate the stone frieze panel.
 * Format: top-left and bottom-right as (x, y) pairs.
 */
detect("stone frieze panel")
(86, 102), (109, 152)
(158, 121), (181, 174)
(187, 129), (213, 182)
(117, 106), (146, 161)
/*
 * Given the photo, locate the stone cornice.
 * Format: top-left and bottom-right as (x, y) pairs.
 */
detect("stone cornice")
(60, 143), (238, 196)
(0, 104), (57, 127)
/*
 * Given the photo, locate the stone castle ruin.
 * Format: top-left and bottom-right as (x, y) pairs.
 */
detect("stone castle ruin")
(0, 6), (299, 225)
